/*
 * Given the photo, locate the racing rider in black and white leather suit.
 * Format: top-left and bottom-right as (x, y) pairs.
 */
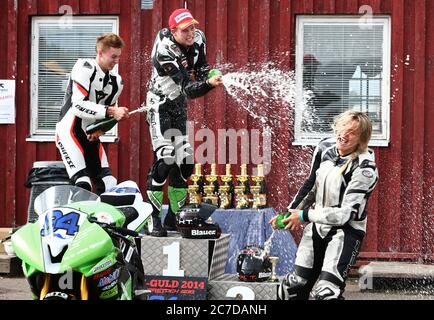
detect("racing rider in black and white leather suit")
(145, 9), (223, 237)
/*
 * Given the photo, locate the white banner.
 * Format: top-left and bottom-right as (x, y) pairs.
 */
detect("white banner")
(0, 80), (16, 124)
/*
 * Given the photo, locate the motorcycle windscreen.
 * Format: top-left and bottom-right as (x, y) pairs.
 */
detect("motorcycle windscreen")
(38, 208), (88, 274)
(34, 185), (99, 216)
(38, 208), (113, 274)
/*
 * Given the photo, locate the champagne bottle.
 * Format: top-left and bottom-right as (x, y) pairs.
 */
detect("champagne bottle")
(275, 212), (291, 229)
(85, 107), (144, 134)
(85, 117), (117, 134)
(208, 69), (222, 78)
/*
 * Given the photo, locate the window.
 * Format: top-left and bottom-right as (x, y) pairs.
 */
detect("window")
(294, 16), (391, 146)
(29, 16), (119, 141)
(141, 0), (154, 10)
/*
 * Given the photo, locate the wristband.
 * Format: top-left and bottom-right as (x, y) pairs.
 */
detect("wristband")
(299, 210), (304, 222)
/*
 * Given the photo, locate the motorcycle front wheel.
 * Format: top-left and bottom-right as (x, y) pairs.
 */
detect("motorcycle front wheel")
(43, 291), (75, 300)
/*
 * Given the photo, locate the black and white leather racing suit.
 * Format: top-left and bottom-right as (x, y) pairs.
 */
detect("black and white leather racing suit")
(55, 58), (123, 194)
(278, 137), (379, 300)
(145, 27), (214, 233)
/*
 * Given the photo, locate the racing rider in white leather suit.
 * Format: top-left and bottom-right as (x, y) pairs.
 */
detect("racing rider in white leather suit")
(56, 33), (129, 194)
(270, 111), (379, 300)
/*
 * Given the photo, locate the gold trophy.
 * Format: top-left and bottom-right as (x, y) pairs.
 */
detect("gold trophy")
(188, 163), (203, 205)
(203, 163), (219, 206)
(218, 164), (233, 209)
(269, 256), (280, 282)
(251, 164), (267, 209)
(234, 164), (250, 209)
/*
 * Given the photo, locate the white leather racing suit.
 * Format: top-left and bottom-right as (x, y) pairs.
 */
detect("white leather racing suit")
(55, 58), (123, 193)
(284, 137), (378, 300)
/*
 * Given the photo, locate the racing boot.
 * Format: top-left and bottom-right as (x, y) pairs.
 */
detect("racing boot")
(146, 190), (167, 237)
(164, 187), (187, 231)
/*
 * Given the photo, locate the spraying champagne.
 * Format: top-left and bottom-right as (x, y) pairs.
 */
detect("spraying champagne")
(85, 106), (147, 134)
(87, 70), (223, 135)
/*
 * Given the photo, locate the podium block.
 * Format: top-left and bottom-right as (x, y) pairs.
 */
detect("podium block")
(141, 233), (230, 280)
(208, 274), (280, 300)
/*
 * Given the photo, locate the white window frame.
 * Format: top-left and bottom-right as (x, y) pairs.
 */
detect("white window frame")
(294, 15), (391, 147)
(28, 16), (119, 142)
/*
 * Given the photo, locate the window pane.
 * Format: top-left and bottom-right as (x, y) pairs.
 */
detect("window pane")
(32, 18), (117, 136)
(296, 17), (390, 146)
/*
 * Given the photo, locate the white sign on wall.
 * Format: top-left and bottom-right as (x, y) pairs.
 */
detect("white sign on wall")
(0, 80), (16, 124)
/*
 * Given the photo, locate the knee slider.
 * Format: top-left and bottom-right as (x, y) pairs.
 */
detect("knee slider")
(152, 159), (173, 184)
(102, 175), (117, 192)
(174, 141), (193, 181)
(277, 273), (308, 300)
(312, 280), (343, 300)
(152, 146), (176, 183)
(75, 176), (92, 192)
(156, 145), (175, 165)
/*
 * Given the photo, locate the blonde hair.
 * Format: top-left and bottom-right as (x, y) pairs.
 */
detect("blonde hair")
(332, 110), (373, 173)
(96, 33), (125, 52)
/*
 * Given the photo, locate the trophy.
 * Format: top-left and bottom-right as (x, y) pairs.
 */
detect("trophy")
(188, 163), (203, 204)
(269, 256), (280, 282)
(218, 164), (233, 209)
(250, 164), (267, 209)
(202, 163), (219, 206)
(234, 164), (250, 209)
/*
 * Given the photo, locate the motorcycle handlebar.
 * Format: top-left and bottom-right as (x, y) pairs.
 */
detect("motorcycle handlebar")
(110, 226), (140, 238)
(88, 217), (140, 238)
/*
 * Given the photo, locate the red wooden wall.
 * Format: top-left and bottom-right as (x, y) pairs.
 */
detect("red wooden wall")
(0, 0), (432, 262)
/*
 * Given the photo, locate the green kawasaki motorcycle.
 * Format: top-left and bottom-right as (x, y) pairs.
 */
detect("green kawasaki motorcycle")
(11, 180), (152, 300)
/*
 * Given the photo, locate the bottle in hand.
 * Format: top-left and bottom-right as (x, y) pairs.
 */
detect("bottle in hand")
(85, 117), (118, 134)
(275, 212), (291, 229)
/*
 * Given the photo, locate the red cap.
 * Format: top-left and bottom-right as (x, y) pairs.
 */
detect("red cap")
(169, 8), (199, 30)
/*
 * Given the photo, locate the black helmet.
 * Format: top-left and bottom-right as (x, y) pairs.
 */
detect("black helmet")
(237, 245), (272, 282)
(176, 203), (221, 239)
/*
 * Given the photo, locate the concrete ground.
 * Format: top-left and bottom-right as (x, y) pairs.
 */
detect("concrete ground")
(0, 276), (31, 300)
(1, 275), (433, 300)
(343, 278), (434, 300)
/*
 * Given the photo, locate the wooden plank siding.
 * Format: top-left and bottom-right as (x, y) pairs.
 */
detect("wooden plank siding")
(424, 0), (434, 260)
(0, 0), (432, 262)
(3, 0), (18, 227)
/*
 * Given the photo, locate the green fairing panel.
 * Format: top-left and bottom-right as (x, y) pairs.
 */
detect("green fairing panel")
(60, 219), (115, 274)
(86, 252), (119, 277)
(11, 223), (44, 276)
